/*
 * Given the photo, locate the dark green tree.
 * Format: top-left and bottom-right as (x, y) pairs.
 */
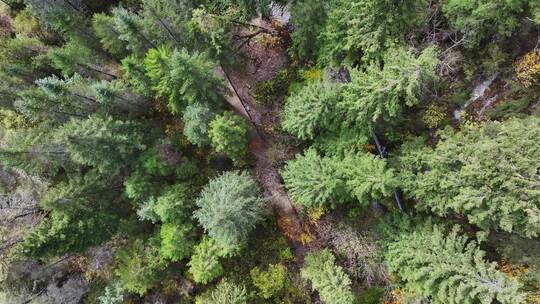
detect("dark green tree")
(399, 117), (540, 238)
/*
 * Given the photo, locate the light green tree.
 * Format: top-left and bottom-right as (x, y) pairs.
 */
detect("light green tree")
(281, 80), (340, 141)
(188, 236), (225, 284)
(208, 112), (250, 164)
(195, 279), (248, 304)
(384, 220), (525, 304)
(250, 264), (287, 299)
(340, 46), (438, 135)
(159, 222), (195, 262)
(193, 170), (265, 249)
(182, 103), (217, 146)
(301, 249), (355, 304)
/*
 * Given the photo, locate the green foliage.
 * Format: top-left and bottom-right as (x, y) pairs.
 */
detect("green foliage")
(384, 220), (525, 304)
(92, 13), (128, 57)
(0, 36), (50, 81)
(111, 7), (155, 56)
(254, 69), (297, 105)
(289, 0), (327, 62)
(341, 46), (439, 135)
(140, 148), (174, 176)
(282, 149), (396, 209)
(318, 0), (428, 65)
(115, 238), (167, 296)
(188, 236), (225, 284)
(281, 79), (341, 141)
(159, 222), (195, 261)
(59, 115), (146, 174)
(208, 112), (250, 164)
(21, 200), (118, 258)
(182, 103), (217, 146)
(98, 282), (124, 304)
(120, 54), (152, 95)
(124, 171), (160, 203)
(193, 170), (265, 249)
(301, 249), (355, 304)
(144, 46), (224, 114)
(195, 279), (248, 304)
(443, 0), (529, 47)
(281, 148), (349, 209)
(153, 183), (194, 223)
(250, 264), (287, 299)
(399, 117), (540, 237)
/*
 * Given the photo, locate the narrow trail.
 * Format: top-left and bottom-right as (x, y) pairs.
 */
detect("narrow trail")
(217, 64), (316, 260)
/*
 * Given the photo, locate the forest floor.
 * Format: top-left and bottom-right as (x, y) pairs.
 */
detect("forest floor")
(216, 20), (319, 261)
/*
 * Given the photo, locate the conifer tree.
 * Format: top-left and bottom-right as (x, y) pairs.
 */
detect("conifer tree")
(193, 171), (265, 249)
(384, 221), (525, 304)
(318, 0), (429, 65)
(91, 13), (128, 58)
(198, 279), (248, 304)
(208, 111), (250, 164)
(58, 115), (146, 174)
(399, 117), (540, 238)
(301, 249), (355, 304)
(182, 103), (217, 147)
(111, 7), (155, 56)
(340, 46), (438, 135)
(281, 79), (340, 141)
(144, 46), (224, 114)
(159, 222), (195, 262)
(281, 148), (349, 209)
(188, 236), (225, 284)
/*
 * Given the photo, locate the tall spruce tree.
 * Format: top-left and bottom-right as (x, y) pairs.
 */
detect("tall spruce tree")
(384, 220), (525, 304)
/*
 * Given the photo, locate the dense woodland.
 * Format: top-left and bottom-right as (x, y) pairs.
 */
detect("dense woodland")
(0, 0), (538, 303)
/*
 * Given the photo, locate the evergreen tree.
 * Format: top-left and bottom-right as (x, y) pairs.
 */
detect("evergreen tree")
(281, 79), (340, 141)
(289, 0), (327, 63)
(0, 36), (51, 83)
(92, 13), (128, 58)
(384, 220), (525, 304)
(193, 171), (265, 249)
(281, 148), (349, 209)
(153, 183), (194, 223)
(182, 103), (217, 147)
(301, 249), (355, 304)
(443, 0), (530, 47)
(318, 0), (429, 65)
(115, 237), (167, 296)
(208, 111), (250, 164)
(197, 279), (248, 304)
(399, 117), (540, 238)
(340, 46), (438, 135)
(120, 54), (152, 95)
(159, 222), (195, 262)
(58, 115), (146, 174)
(110, 7), (155, 55)
(144, 46), (224, 114)
(188, 236), (225, 284)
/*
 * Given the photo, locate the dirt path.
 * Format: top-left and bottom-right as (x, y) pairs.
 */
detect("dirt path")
(216, 62), (315, 260)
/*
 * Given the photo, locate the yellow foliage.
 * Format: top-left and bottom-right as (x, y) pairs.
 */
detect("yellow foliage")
(298, 232), (314, 245)
(422, 104), (446, 129)
(302, 68), (323, 82)
(307, 207), (325, 225)
(515, 51), (540, 87)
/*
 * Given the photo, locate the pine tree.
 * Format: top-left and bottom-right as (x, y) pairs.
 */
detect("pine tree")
(208, 112), (250, 164)
(153, 183), (194, 224)
(188, 236), (225, 284)
(197, 279), (248, 304)
(281, 148), (350, 209)
(318, 0), (429, 65)
(281, 79), (340, 141)
(193, 171), (265, 249)
(144, 46), (224, 114)
(159, 222), (195, 262)
(301, 249), (355, 304)
(111, 7), (155, 56)
(384, 220), (525, 304)
(399, 117), (540, 238)
(115, 237), (167, 296)
(289, 0), (327, 62)
(182, 103), (217, 147)
(92, 13), (128, 57)
(340, 46), (438, 135)
(58, 115), (146, 174)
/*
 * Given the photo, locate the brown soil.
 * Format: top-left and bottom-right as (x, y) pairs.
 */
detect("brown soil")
(217, 20), (318, 261)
